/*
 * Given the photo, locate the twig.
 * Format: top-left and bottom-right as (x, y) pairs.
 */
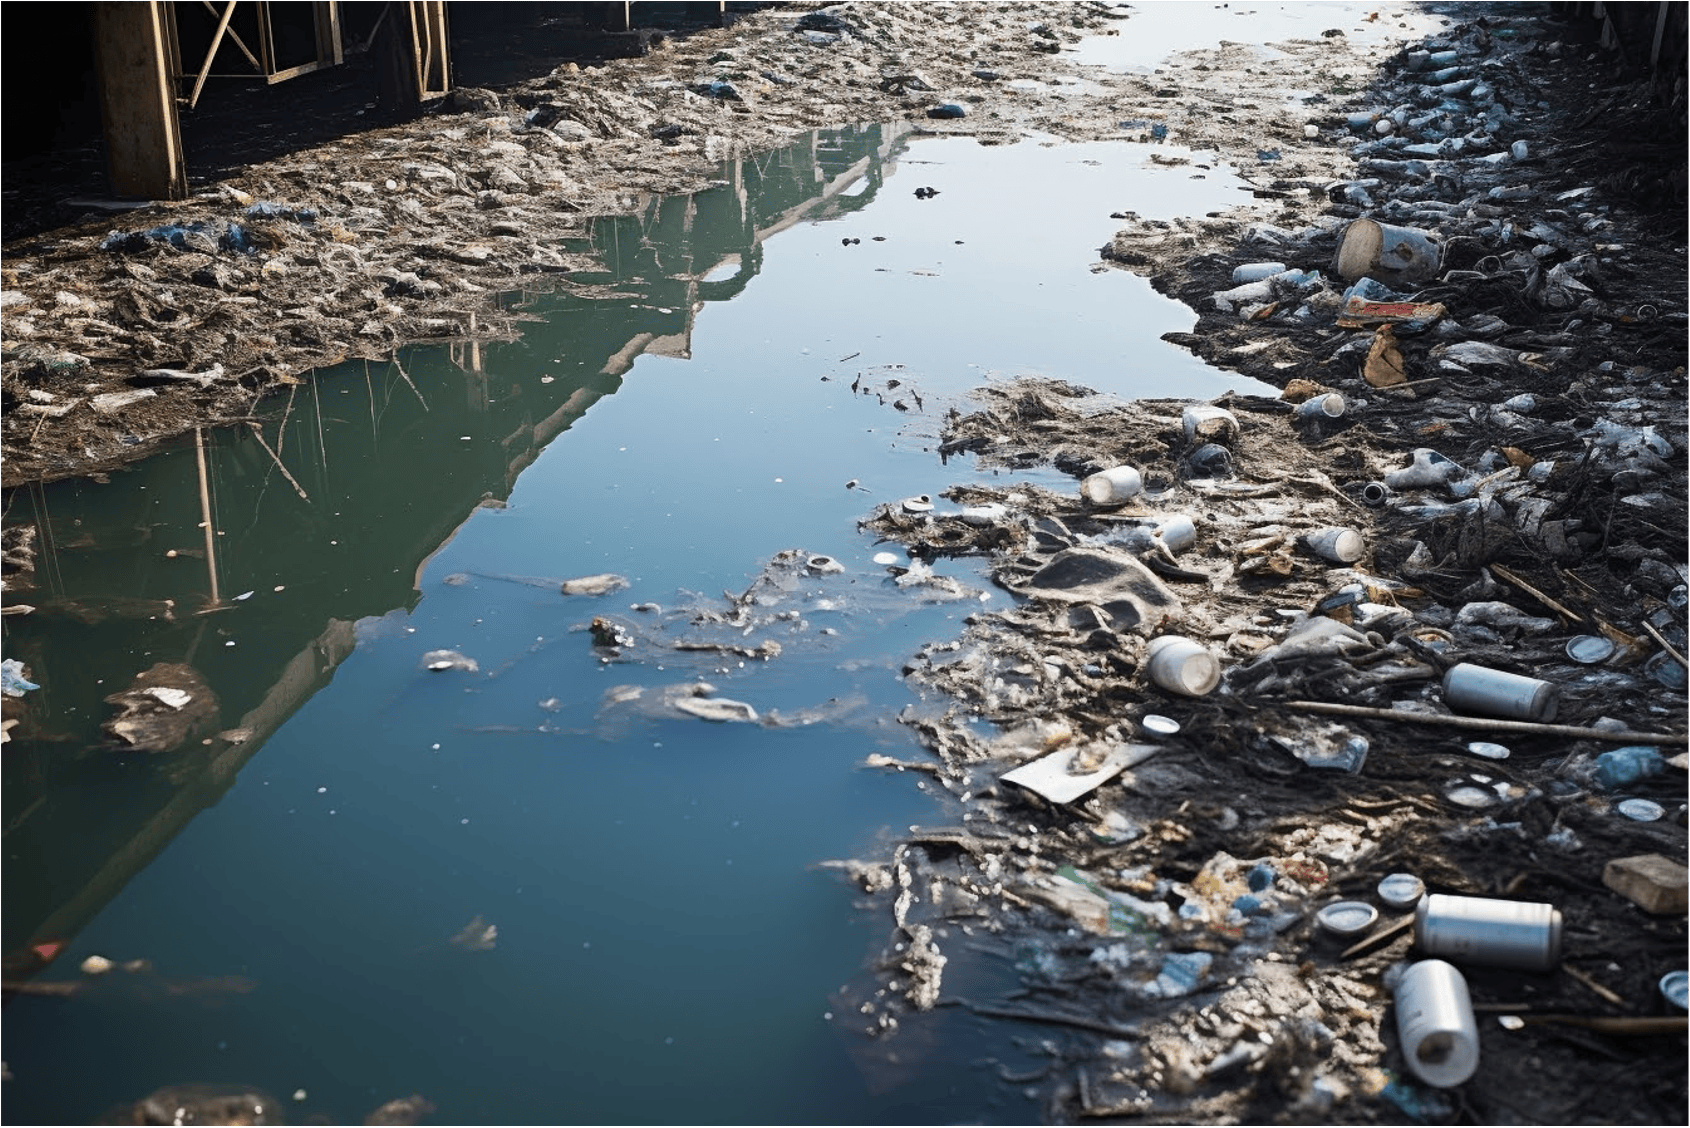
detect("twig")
(939, 996), (1141, 1039)
(1509, 1015), (1686, 1036)
(1377, 376), (1444, 392)
(276, 383), (297, 458)
(245, 422), (310, 501)
(1561, 963), (1627, 1007)
(1641, 619), (1688, 669)
(1286, 700), (1688, 745)
(1490, 563), (1585, 625)
(312, 377), (329, 474)
(1340, 913), (1415, 960)
(194, 428), (221, 606)
(390, 354), (429, 410)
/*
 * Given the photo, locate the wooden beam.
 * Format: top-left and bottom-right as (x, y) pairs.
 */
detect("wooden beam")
(189, 0), (242, 108)
(92, 2), (187, 201)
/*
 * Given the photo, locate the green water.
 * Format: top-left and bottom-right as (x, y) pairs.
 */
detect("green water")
(2, 122), (1271, 1124)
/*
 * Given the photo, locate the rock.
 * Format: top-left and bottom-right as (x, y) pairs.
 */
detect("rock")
(1009, 547), (1183, 634)
(1602, 854), (1688, 915)
(927, 103), (969, 119)
(447, 87), (502, 113)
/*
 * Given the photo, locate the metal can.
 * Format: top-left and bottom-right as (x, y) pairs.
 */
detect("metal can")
(1414, 893), (1562, 971)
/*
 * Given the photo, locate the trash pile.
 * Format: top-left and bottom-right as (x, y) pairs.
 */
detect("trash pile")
(1, 1), (1128, 488)
(825, 10), (1687, 1125)
(0, 3), (1682, 1122)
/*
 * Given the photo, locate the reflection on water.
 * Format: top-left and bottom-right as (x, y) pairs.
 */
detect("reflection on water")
(3, 122), (1271, 1124)
(1071, 1), (1450, 73)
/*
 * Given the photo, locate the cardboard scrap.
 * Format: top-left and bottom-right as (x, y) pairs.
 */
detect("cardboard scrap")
(1338, 298), (1447, 329)
(1364, 325), (1409, 389)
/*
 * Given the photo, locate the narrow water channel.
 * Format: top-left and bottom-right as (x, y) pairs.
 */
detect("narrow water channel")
(3, 123), (1276, 1124)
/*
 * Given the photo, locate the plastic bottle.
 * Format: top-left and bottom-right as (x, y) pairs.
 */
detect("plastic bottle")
(1081, 466), (1142, 506)
(1383, 448), (1462, 490)
(1593, 746), (1665, 792)
(1145, 636), (1221, 696)
(1394, 960), (1479, 1088)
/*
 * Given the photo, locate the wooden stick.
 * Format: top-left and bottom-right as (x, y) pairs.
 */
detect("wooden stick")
(391, 355), (429, 410)
(1561, 963), (1627, 1007)
(1490, 563), (1586, 625)
(246, 422), (310, 501)
(276, 383), (296, 458)
(1641, 619), (1688, 669)
(1286, 700), (1688, 745)
(1510, 1014), (1687, 1036)
(1340, 913), (1415, 960)
(194, 428), (221, 606)
(1378, 376), (1443, 392)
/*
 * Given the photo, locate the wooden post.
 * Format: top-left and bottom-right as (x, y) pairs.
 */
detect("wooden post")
(91, 1), (187, 200)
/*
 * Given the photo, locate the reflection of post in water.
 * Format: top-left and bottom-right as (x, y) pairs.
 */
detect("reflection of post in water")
(450, 311), (489, 416)
(193, 427), (221, 608)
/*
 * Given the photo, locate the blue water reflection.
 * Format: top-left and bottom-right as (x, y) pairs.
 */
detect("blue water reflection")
(3, 122), (1271, 1124)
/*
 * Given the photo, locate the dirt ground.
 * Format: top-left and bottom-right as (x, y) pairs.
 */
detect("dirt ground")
(3, 2), (1687, 1125)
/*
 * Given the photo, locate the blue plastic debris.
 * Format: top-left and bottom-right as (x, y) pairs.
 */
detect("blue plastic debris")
(1594, 746), (1665, 792)
(99, 220), (257, 256)
(1256, 148), (1282, 162)
(2, 658), (40, 697)
(1380, 1075), (1453, 1121)
(1149, 123), (1168, 141)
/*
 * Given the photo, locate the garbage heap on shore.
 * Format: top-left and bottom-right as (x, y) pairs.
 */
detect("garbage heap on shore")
(838, 13), (1687, 1124)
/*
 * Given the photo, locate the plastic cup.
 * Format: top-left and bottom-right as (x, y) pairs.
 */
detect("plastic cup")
(1231, 262), (1288, 284)
(1145, 636), (1220, 697)
(1154, 514), (1197, 552)
(1180, 404), (1239, 445)
(1294, 393), (1346, 422)
(1081, 466), (1142, 506)
(1301, 527), (1365, 563)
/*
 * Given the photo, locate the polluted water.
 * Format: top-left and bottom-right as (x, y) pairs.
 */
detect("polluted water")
(1, 122), (1277, 1125)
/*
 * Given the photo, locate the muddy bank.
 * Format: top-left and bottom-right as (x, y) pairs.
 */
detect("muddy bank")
(1, 0), (1144, 489)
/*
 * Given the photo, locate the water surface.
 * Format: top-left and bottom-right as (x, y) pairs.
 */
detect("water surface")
(4, 123), (1276, 1124)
